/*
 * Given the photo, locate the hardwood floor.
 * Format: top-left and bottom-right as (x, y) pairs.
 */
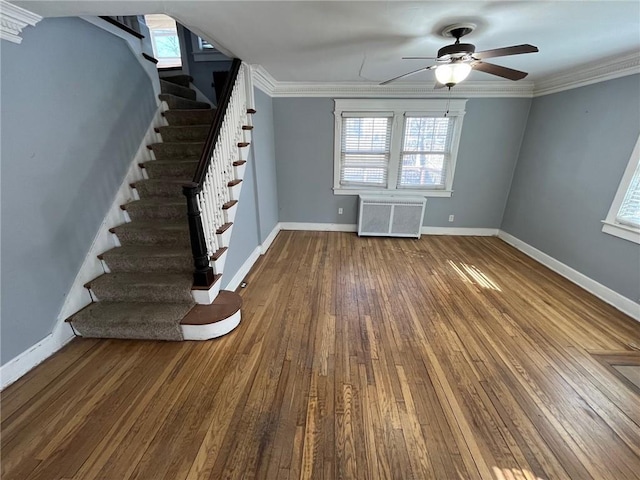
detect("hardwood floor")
(2, 231), (639, 480)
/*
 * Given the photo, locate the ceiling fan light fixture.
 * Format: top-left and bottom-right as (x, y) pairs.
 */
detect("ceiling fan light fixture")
(435, 62), (472, 87)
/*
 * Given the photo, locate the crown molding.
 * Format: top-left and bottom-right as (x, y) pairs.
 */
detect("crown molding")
(251, 68), (534, 98)
(0, 0), (41, 44)
(251, 51), (640, 100)
(251, 64), (278, 95)
(533, 51), (640, 97)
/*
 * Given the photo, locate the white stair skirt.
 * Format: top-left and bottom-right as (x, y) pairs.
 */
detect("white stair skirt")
(181, 309), (241, 340)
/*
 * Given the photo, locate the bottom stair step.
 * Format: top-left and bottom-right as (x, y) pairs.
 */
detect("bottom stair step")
(181, 290), (243, 340)
(87, 272), (194, 303)
(68, 301), (194, 341)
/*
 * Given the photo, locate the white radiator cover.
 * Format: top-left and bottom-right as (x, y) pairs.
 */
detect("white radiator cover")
(358, 195), (427, 238)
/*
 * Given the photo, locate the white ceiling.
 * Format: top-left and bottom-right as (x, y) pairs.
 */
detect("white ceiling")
(16, 1), (640, 84)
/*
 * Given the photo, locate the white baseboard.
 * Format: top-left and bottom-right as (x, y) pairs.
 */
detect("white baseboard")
(0, 330), (74, 390)
(498, 231), (640, 322)
(421, 227), (499, 236)
(260, 222), (282, 254)
(223, 246), (262, 292)
(280, 222), (357, 232)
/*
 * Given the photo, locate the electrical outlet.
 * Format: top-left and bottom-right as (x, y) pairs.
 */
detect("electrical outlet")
(338, 208), (343, 215)
(448, 214), (455, 222)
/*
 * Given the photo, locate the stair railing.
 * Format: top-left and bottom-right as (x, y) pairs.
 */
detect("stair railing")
(183, 58), (250, 288)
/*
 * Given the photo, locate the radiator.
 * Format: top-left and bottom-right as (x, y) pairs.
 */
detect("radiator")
(358, 195), (427, 238)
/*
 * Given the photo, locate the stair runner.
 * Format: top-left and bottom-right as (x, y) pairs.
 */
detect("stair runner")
(69, 76), (231, 340)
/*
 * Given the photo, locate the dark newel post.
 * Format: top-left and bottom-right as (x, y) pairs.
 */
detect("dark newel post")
(183, 183), (215, 287)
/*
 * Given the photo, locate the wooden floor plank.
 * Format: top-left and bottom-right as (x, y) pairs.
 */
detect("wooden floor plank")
(2, 232), (639, 479)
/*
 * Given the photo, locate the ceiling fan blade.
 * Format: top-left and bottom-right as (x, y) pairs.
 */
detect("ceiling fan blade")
(434, 82), (446, 89)
(402, 56), (437, 60)
(380, 65), (435, 85)
(473, 44), (538, 60)
(472, 61), (528, 81)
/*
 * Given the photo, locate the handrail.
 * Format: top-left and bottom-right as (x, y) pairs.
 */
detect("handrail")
(182, 58), (245, 289)
(191, 58), (242, 189)
(99, 16), (145, 39)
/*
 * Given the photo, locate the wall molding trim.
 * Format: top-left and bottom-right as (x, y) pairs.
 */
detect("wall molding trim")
(421, 227), (499, 236)
(224, 246), (262, 292)
(260, 223), (282, 254)
(251, 51), (640, 99)
(0, 0), (41, 44)
(533, 51), (640, 97)
(280, 222), (358, 232)
(498, 231), (640, 322)
(0, 331), (75, 390)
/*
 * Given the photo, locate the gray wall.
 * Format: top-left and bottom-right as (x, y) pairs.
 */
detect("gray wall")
(0, 18), (157, 364)
(272, 97), (531, 227)
(222, 87), (279, 287)
(182, 27), (232, 104)
(502, 75), (640, 302)
(252, 89), (279, 242)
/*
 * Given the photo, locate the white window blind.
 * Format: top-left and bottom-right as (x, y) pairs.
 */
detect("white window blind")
(340, 116), (392, 187)
(398, 116), (453, 189)
(616, 161), (640, 228)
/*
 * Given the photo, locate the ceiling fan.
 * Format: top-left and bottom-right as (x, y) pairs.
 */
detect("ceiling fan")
(381, 23), (539, 88)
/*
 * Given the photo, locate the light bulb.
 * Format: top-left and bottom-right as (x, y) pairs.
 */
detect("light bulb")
(435, 63), (472, 87)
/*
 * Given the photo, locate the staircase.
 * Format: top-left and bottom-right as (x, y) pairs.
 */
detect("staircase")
(68, 71), (251, 341)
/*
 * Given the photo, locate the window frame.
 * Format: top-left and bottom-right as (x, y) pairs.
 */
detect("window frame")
(333, 99), (467, 197)
(602, 135), (640, 244)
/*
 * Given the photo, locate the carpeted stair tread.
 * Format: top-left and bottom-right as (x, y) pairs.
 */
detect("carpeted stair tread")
(159, 94), (210, 110)
(134, 178), (191, 198)
(163, 109), (216, 126)
(111, 220), (189, 246)
(156, 125), (209, 143)
(149, 142), (205, 160)
(100, 245), (192, 273)
(122, 198), (187, 221)
(87, 272), (194, 303)
(142, 159), (199, 179)
(160, 79), (196, 101)
(159, 74), (193, 87)
(69, 301), (193, 341)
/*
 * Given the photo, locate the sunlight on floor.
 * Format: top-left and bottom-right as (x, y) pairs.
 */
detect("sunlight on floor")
(448, 261), (502, 291)
(492, 466), (546, 480)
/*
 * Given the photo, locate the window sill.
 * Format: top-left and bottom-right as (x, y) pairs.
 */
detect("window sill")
(601, 220), (640, 244)
(333, 188), (453, 198)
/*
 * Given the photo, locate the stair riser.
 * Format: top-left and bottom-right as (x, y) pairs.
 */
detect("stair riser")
(233, 163), (246, 180)
(89, 284), (193, 304)
(223, 204), (238, 224)
(151, 143), (204, 161)
(160, 80), (197, 101)
(159, 94), (210, 110)
(158, 127), (209, 143)
(229, 182), (242, 201)
(125, 204), (186, 221)
(159, 74), (192, 87)
(73, 323), (184, 341)
(163, 110), (216, 126)
(144, 162), (198, 179)
(102, 255), (192, 274)
(113, 228), (189, 247)
(136, 182), (184, 199)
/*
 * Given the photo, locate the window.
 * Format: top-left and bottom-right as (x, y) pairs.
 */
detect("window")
(144, 14), (182, 69)
(334, 99), (466, 196)
(602, 135), (640, 244)
(190, 34), (228, 62)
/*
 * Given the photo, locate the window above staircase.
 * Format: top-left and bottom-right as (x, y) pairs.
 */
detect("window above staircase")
(144, 14), (182, 69)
